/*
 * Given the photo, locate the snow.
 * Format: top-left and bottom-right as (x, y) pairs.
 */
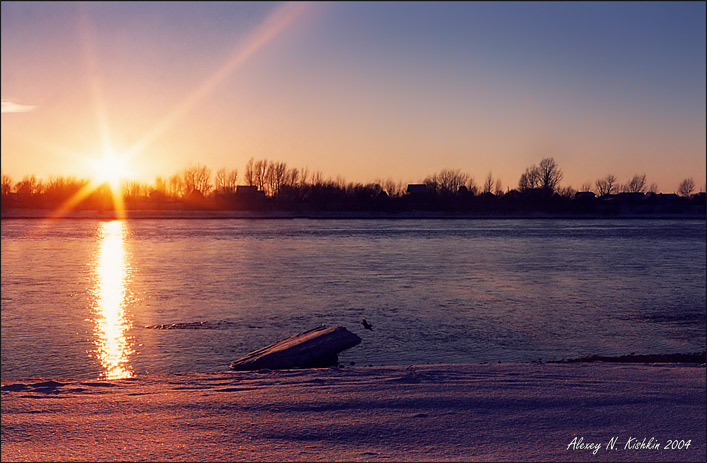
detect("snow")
(2, 363), (705, 461)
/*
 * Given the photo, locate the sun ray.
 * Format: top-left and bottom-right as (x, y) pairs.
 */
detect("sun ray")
(78, 3), (114, 159)
(121, 2), (312, 164)
(11, 2), (312, 224)
(46, 180), (101, 219)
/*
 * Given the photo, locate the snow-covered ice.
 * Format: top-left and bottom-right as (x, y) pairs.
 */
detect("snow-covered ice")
(2, 363), (705, 461)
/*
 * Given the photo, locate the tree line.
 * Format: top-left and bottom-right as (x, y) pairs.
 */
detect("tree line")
(1, 157), (703, 213)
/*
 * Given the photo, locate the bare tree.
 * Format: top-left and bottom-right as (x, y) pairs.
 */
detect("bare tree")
(333, 175), (346, 190)
(266, 161), (287, 197)
(215, 168), (227, 193)
(595, 174), (617, 196)
(441, 169), (469, 195)
(425, 169), (470, 196)
(284, 167), (300, 189)
(1, 172), (14, 195)
(395, 180), (406, 197)
(182, 164), (212, 194)
(15, 175), (43, 196)
(557, 185), (576, 198)
(45, 176), (65, 196)
(518, 166), (541, 191)
(677, 178), (695, 197)
(299, 166), (310, 188)
(483, 172), (494, 194)
(580, 182), (592, 192)
(253, 159), (268, 192)
(537, 157), (563, 192)
(423, 169), (474, 196)
(466, 177), (478, 195)
(624, 174), (647, 193)
(152, 176), (167, 195)
(647, 183), (658, 194)
(227, 169), (238, 191)
(215, 168), (238, 194)
(169, 174), (184, 197)
(44, 176), (89, 202)
(494, 178), (503, 196)
(244, 158), (255, 186)
(311, 170), (324, 187)
(379, 178), (402, 197)
(122, 181), (149, 198)
(423, 172), (439, 195)
(518, 158), (563, 193)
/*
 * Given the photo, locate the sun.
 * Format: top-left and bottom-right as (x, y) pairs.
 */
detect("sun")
(90, 150), (132, 190)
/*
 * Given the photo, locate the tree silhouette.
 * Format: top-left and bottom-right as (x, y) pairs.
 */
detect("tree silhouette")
(285, 167), (300, 190)
(595, 174), (618, 196)
(253, 159), (268, 192)
(122, 180), (149, 198)
(623, 174), (647, 193)
(215, 167), (238, 194)
(169, 174), (184, 197)
(377, 178), (404, 197)
(424, 169), (473, 196)
(244, 158), (255, 187)
(483, 172), (494, 194)
(2, 155), (704, 215)
(557, 185), (576, 198)
(518, 166), (540, 191)
(494, 178), (503, 196)
(182, 163), (212, 195)
(519, 158), (562, 193)
(537, 158), (563, 192)
(15, 175), (43, 196)
(1, 172), (13, 195)
(678, 178), (695, 197)
(151, 176), (168, 198)
(266, 161), (287, 197)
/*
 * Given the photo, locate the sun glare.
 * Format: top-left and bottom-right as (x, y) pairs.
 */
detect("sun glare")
(91, 151), (132, 190)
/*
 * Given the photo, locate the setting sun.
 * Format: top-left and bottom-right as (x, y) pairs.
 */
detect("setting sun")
(90, 151), (132, 190)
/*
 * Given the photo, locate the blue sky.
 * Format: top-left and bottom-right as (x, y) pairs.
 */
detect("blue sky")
(2, 1), (705, 192)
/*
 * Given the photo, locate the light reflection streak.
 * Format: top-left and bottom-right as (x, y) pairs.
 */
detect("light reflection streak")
(92, 220), (134, 379)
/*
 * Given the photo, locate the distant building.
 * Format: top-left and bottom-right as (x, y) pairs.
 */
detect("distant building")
(236, 185), (258, 197)
(186, 189), (205, 202)
(236, 185), (265, 203)
(406, 184), (428, 195)
(617, 192), (645, 201)
(574, 191), (595, 200)
(184, 189), (208, 209)
(658, 193), (679, 202)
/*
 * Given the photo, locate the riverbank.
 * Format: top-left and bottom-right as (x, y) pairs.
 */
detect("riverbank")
(2, 363), (704, 462)
(1, 208), (705, 220)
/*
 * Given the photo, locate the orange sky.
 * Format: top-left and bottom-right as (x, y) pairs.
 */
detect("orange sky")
(2, 2), (705, 193)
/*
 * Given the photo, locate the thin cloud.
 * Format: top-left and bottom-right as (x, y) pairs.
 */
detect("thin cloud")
(1, 100), (36, 113)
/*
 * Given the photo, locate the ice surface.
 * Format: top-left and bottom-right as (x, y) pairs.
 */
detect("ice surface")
(2, 363), (705, 461)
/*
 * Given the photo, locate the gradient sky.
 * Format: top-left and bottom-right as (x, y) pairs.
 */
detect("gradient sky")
(2, 1), (705, 192)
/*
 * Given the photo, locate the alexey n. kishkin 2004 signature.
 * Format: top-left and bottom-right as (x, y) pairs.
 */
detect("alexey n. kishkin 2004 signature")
(567, 436), (693, 455)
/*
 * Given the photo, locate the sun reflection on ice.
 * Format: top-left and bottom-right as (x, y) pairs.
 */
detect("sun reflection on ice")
(93, 220), (134, 379)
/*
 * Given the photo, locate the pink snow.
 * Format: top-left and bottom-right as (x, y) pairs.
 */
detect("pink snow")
(1, 363), (704, 461)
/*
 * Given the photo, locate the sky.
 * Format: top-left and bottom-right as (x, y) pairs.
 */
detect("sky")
(2, 1), (705, 192)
